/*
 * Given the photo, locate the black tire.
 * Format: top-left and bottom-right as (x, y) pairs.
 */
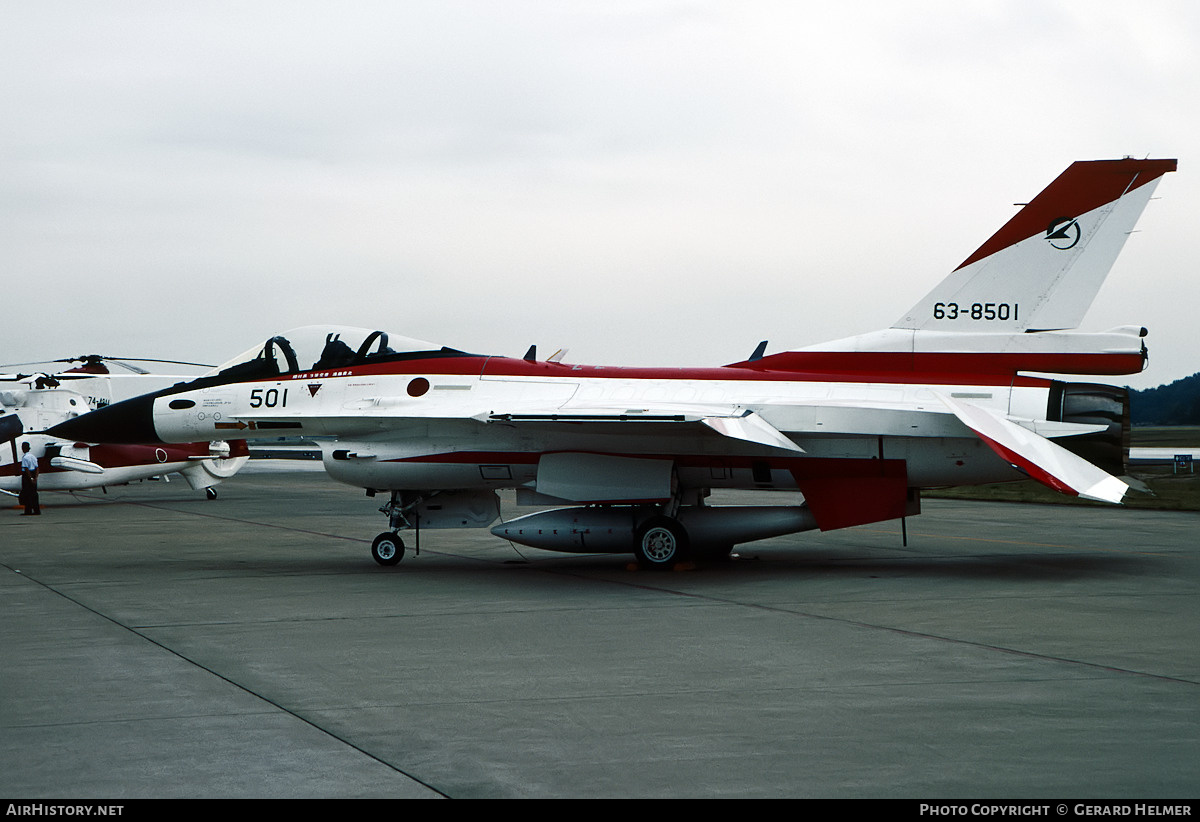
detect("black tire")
(371, 532), (405, 566)
(633, 516), (689, 570)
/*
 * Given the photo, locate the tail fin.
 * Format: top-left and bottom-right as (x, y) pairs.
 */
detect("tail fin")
(896, 158), (1176, 332)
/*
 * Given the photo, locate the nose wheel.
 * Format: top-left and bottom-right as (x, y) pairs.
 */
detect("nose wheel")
(371, 532), (405, 566)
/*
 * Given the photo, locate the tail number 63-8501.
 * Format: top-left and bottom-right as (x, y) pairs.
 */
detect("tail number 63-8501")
(933, 302), (1019, 321)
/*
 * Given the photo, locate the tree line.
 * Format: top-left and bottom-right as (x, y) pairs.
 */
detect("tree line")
(1129, 372), (1200, 425)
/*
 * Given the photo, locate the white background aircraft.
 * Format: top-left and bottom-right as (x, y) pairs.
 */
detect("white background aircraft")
(50, 158), (1176, 567)
(2, 357), (249, 502)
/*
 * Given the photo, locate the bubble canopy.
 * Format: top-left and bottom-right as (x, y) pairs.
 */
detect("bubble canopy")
(207, 326), (469, 380)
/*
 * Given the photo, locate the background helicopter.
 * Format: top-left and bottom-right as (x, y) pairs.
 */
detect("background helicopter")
(2, 354), (248, 502)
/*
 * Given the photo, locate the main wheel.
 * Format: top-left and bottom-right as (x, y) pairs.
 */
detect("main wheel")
(634, 516), (689, 570)
(371, 532), (405, 566)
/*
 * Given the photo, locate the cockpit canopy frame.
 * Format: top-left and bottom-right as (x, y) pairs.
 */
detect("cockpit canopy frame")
(208, 326), (472, 381)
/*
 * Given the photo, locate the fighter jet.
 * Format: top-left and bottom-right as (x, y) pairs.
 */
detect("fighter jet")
(49, 158), (1176, 568)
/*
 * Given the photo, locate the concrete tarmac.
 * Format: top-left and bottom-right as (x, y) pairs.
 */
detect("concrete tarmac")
(2, 469), (1198, 798)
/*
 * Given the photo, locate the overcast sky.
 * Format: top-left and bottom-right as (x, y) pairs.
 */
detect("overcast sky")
(3, 1), (1197, 389)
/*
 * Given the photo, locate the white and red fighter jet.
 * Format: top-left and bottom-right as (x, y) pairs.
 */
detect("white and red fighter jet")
(49, 158), (1176, 568)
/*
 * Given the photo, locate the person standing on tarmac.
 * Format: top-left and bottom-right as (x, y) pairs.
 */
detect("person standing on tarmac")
(19, 441), (40, 515)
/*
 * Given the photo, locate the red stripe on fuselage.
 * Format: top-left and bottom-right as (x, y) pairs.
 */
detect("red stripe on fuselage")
(269, 351), (1120, 387)
(726, 350), (1143, 378)
(88, 443), (215, 469)
(0, 442), (222, 477)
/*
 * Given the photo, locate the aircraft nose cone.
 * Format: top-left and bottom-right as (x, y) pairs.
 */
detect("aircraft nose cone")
(46, 393), (161, 444)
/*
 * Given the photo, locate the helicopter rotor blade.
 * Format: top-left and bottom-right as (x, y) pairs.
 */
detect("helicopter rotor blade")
(1, 355), (214, 371)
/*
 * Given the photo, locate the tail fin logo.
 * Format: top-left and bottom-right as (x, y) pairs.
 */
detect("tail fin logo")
(1046, 217), (1081, 250)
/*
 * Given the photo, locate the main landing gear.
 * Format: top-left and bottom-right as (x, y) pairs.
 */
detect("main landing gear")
(633, 515), (690, 571)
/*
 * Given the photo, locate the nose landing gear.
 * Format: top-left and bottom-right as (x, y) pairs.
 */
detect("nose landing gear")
(371, 532), (405, 566)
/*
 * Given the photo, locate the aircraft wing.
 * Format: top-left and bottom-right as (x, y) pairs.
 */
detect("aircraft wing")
(489, 399), (1106, 442)
(487, 404), (804, 452)
(232, 396), (1111, 457)
(231, 402), (806, 453)
(938, 393), (1127, 503)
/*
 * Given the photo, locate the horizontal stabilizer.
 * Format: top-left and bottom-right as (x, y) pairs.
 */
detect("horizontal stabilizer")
(939, 394), (1127, 503)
